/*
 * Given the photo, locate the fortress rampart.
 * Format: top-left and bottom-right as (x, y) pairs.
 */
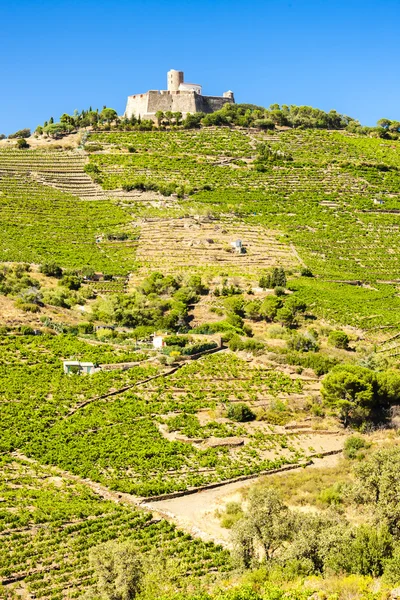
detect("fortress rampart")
(124, 69), (234, 121)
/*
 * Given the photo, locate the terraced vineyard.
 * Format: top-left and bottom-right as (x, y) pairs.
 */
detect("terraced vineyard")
(0, 149), (106, 199)
(135, 217), (300, 278)
(0, 454), (229, 599)
(1, 122), (400, 597)
(1, 339), (340, 498)
(0, 177), (137, 274)
(88, 128), (400, 283)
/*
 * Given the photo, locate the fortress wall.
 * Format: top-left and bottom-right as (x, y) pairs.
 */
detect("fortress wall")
(125, 94), (149, 119)
(125, 90), (235, 121)
(147, 91), (197, 115)
(196, 95), (234, 114)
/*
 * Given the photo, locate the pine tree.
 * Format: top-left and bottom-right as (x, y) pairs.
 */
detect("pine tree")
(259, 274), (271, 290)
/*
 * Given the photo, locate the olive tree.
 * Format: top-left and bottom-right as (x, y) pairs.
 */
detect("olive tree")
(88, 540), (143, 600)
(231, 488), (292, 568)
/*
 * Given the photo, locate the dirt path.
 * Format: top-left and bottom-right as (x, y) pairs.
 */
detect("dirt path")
(143, 453), (342, 547)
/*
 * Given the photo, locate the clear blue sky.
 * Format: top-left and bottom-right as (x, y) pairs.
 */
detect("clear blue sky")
(0, 0), (399, 135)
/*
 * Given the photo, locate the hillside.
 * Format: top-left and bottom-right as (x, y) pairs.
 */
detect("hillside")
(2, 122), (400, 599)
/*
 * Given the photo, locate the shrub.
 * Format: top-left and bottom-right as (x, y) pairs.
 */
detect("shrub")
(328, 330), (350, 349)
(344, 435), (367, 459)
(219, 502), (244, 529)
(16, 138), (30, 149)
(227, 403), (256, 422)
(40, 262), (63, 278)
(274, 286), (285, 297)
(285, 351), (338, 376)
(181, 341), (218, 356)
(20, 325), (35, 335)
(229, 335), (263, 354)
(60, 275), (82, 290)
(84, 163), (101, 175)
(300, 267), (314, 277)
(96, 328), (116, 340)
(318, 483), (343, 506)
(383, 545), (400, 585)
(15, 301), (40, 313)
(260, 296), (283, 321)
(165, 335), (189, 347)
(287, 332), (318, 353)
(78, 322), (94, 334)
(276, 307), (296, 327)
(84, 143), (103, 152)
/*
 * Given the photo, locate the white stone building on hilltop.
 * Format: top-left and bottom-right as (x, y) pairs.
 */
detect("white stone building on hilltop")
(125, 69), (234, 122)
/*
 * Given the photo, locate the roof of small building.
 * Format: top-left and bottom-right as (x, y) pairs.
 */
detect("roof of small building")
(63, 360), (95, 367)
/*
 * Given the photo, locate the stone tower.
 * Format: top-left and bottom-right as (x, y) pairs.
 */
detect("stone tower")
(168, 69), (184, 92)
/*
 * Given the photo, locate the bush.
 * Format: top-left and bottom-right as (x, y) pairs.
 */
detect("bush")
(20, 325), (35, 335)
(165, 335), (189, 347)
(15, 301), (40, 313)
(383, 545), (400, 585)
(318, 483), (343, 506)
(84, 163), (101, 175)
(227, 403), (256, 422)
(229, 335), (264, 354)
(328, 330), (350, 349)
(16, 138), (29, 149)
(274, 286), (285, 297)
(181, 341), (218, 356)
(287, 332), (318, 353)
(260, 296), (283, 321)
(40, 262), (63, 278)
(285, 351), (338, 376)
(300, 267), (314, 277)
(276, 307), (296, 327)
(344, 435), (367, 459)
(60, 275), (82, 291)
(78, 322), (94, 334)
(96, 328), (116, 340)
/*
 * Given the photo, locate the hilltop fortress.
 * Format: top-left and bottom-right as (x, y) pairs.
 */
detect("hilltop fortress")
(124, 69), (235, 121)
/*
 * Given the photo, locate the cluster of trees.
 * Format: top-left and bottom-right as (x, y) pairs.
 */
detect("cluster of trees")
(35, 107), (119, 139)
(198, 103), (354, 130)
(254, 142), (293, 171)
(7, 104), (400, 142)
(30, 102), (399, 139)
(259, 267), (287, 290)
(7, 128), (31, 139)
(232, 448), (400, 583)
(218, 289), (307, 331)
(347, 117), (400, 140)
(90, 272), (207, 332)
(322, 364), (400, 426)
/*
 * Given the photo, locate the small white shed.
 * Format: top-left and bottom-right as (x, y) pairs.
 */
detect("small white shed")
(153, 335), (166, 350)
(63, 360), (98, 375)
(231, 240), (243, 254)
